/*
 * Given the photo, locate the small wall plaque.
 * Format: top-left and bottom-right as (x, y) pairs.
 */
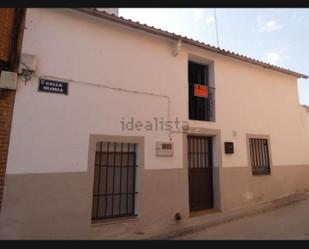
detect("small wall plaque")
(38, 78), (68, 95)
(224, 142), (234, 154)
(0, 71), (17, 90)
(156, 142), (173, 156)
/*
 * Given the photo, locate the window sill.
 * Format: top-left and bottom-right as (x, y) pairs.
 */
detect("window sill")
(91, 215), (138, 226)
(189, 119), (216, 122)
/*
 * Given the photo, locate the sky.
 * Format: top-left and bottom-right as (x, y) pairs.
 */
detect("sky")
(119, 8), (309, 106)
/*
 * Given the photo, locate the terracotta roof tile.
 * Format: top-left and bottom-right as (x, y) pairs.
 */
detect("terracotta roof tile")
(75, 8), (308, 79)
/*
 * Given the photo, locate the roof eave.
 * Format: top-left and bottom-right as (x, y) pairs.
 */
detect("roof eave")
(73, 8), (308, 80)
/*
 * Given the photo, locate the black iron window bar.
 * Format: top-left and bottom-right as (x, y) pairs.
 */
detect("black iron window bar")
(189, 86), (215, 122)
(249, 138), (271, 175)
(92, 142), (138, 221)
(188, 136), (212, 169)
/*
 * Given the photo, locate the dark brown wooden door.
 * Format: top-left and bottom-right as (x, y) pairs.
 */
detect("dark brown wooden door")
(188, 136), (214, 211)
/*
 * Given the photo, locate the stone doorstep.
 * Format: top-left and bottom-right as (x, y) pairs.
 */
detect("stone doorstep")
(144, 192), (309, 240)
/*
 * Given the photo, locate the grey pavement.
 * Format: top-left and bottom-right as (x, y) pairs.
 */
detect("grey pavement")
(175, 197), (309, 240)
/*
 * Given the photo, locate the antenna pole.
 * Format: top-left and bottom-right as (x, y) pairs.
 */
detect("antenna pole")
(214, 8), (220, 47)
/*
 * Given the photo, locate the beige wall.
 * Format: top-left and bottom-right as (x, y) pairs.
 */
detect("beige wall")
(220, 165), (309, 211)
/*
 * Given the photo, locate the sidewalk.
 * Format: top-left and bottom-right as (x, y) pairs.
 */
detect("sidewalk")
(145, 192), (309, 240)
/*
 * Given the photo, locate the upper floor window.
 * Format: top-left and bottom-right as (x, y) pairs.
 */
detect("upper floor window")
(188, 61), (215, 122)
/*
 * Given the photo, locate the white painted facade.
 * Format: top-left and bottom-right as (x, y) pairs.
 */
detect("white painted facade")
(6, 8), (309, 175)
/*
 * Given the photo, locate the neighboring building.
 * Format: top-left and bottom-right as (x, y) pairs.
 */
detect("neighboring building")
(0, 8), (26, 212)
(0, 8), (308, 239)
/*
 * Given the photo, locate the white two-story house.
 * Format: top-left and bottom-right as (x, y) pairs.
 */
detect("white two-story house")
(0, 8), (308, 239)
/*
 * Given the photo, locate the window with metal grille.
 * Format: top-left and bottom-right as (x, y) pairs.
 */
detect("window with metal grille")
(248, 138), (271, 175)
(188, 61), (215, 122)
(92, 142), (138, 221)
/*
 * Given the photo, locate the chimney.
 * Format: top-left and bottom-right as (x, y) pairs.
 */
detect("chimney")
(96, 8), (118, 16)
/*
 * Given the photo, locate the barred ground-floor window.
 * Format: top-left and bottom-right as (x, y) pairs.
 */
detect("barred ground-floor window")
(92, 141), (138, 221)
(248, 137), (271, 176)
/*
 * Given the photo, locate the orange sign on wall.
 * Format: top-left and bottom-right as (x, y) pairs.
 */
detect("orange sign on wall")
(194, 84), (208, 98)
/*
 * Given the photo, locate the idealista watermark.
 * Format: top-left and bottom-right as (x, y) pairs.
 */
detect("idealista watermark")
(120, 117), (189, 132)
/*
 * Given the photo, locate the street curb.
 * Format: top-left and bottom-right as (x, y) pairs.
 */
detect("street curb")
(146, 192), (309, 240)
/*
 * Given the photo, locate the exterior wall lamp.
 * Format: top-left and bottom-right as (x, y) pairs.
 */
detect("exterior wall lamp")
(18, 53), (37, 84)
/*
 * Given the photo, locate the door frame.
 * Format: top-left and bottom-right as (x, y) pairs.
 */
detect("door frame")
(183, 128), (223, 213)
